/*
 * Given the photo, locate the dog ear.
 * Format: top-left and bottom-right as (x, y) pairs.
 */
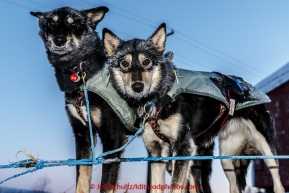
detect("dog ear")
(164, 51), (174, 62)
(150, 23), (166, 52)
(83, 6), (109, 29)
(30, 11), (45, 19)
(103, 28), (122, 57)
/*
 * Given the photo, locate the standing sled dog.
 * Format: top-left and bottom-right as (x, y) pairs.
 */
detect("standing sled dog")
(30, 6), (136, 193)
(103, 23), (285, 193)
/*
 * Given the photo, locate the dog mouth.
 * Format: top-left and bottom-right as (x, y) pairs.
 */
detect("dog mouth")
(48, 37), (74, 55)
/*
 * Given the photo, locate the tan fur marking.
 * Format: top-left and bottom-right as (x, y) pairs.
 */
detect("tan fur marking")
(67, 17), (74, 24)
(87, 10), (105, 23)
(255, 131), (284, 193)
(76, 165), (92, 193)
(106, 190), (114, 193)
(150, 162), (166, 193)
(123, 54), (132, 68)
(104, 33), (120, 56)
(138, 53), (146, 64)
(220, 118), (285, 193)
(124, 73), (132, 87)
(138, 53), (153, 69)
(158, 113), (182, 140)
(66, 104), (87, 126)
(71, 34), (79, 47)
(189, 173), (198, 193)
(151, 27), (166, 51)
(232, 141), (256, 174)
(111, 68), (126, 93)
(53, 15), (58, 22)
(149, 65), (161, 93)
(91, 107), (101, 128)
(142, 71), (150, 85)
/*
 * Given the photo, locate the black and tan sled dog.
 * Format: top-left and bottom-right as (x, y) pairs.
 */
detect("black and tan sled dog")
(103, 23), (285, 193)
(30, 7), (135, 193)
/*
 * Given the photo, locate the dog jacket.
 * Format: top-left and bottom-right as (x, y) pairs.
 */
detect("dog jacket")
(83, 65), (270, 132)
(82, 63), (138, 132)
(167, 68), (270, 110)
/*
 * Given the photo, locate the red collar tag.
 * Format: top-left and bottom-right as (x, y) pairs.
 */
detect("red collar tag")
(70, 73), (80, 82)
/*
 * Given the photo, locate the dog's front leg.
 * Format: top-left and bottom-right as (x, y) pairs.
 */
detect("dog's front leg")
(190, 143), (214, 193)
(171, 160), (190, 193)
(149, 158), (167, 193)
(98, 127), (127, 193)
(74, 123), (96, 193)
(142, 123), (169, 193)
(66, 104), (96, 193)
(75, 134), (95, 193)
(170, 137), (195, 193)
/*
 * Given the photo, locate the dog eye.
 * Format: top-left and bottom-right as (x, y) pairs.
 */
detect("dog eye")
(48, 21), (56, 27)
(120, 60), (129, 68)
(142, 59), (152, 67)
(71, 22), (79, 27)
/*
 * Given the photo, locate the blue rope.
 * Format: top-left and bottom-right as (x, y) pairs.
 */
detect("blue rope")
(97, 125), (144, 158)
(1, 155), (289, 184)
(83, 86), (96, 159)
(3, 90), (288, 185)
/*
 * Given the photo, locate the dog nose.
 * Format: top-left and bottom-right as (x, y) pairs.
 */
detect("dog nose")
(53, 35), (67, 46)
(132, 82), (144, 93)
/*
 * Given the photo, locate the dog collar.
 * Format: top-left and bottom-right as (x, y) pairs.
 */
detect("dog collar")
(60, 61), (90, 82)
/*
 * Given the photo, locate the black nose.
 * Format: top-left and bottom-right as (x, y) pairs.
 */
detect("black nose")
(53, 35), (67, 46)
(132, 82), (144, 93)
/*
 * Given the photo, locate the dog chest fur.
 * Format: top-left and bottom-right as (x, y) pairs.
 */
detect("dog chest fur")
(142, 113), (182, 145)
(66, 104), (88, 126)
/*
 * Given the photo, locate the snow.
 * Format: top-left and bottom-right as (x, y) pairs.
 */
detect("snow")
(255, 62), (289, 93)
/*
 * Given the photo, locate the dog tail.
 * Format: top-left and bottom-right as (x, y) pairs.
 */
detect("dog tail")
(232, 142), (257, 191)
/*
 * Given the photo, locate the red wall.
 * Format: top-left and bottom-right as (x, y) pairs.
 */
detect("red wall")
(254, 81), (289, 190)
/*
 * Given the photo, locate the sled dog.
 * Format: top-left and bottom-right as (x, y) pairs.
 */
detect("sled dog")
(31, 6), (134, 192)
(103, 23), (284, 193)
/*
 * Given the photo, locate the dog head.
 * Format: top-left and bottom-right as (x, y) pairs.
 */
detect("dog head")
(31, 6), (108, 63)
(103, 23), (176, 101)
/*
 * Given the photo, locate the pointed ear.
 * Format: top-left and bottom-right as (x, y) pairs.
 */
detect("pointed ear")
(83, 6), (109, 29)
(30, 11), (45, 19)
(164, 51), (174, 62)
(103, 28), (122, 57)
(150, 23), (166, 52)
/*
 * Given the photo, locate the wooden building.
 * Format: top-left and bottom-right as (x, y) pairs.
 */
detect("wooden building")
(254, 63), (289, 192)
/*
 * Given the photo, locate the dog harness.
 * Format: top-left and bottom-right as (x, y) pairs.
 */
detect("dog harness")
(71, 91), (86, 120)
(146, 107), (171, 143)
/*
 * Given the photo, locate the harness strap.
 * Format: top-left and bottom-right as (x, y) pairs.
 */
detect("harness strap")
(146, 106), (171, 144)
(70, 63), (89, 122)
(193, 103), (227, 138)
(193, 90), (232, 138)
(220, 90), (231, 127)
(72, 91), (85, 121)
(144, 90), (233, 141)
